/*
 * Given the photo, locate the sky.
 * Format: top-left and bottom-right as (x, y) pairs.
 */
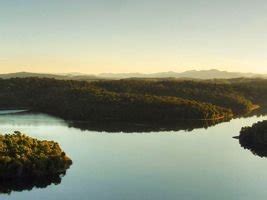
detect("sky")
(0, 0), (267, 74)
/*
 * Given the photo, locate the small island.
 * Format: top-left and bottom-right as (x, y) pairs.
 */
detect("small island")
(0, 132), (72, 179)
(236, 120), (267, 157)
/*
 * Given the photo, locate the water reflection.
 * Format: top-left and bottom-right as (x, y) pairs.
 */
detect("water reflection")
(0, 112), (67, 127)
(0, 111), (231, 133)
(1, 108), (267, 133)
(1, 111), (267, 199)
(67, 118), (230, 133)
(0, 173), (65, 195)
(237, 137), (267, 158)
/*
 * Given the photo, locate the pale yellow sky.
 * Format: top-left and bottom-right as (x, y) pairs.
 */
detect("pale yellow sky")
(1, 0), (267, 74)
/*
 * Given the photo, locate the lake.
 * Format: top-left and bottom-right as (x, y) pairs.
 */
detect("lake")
(0, 111), (267, 200)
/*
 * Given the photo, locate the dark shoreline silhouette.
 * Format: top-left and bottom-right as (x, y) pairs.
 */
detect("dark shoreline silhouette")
(235, 120), (267, 157)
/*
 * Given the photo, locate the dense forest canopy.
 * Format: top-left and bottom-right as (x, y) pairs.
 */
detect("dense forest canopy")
(0, 77), (266, 122)
(92, 79), (259, 114)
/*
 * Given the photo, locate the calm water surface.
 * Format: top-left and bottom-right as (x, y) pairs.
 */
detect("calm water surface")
(0, 112), (267, 200)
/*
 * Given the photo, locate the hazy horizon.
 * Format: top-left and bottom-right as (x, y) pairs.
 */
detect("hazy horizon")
(1, 68), (267, 75)
(1, 68), (267, 76)
(1, 0), (267, 74)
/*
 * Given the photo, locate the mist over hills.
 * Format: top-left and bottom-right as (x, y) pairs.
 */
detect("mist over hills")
(0, 69), (266, 80)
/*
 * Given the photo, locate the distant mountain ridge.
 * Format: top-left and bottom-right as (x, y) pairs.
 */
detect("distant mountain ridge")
(98, 69), (266, 79)
(0, 69), (266, 80)
(0, 72), (101, 81)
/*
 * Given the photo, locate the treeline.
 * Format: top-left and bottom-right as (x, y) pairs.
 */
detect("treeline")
(0, 78), (233, 121)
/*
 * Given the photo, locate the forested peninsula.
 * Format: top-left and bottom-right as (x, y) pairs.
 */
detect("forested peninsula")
(0, 132), (72, 179)
(0, 78), (266, 122)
